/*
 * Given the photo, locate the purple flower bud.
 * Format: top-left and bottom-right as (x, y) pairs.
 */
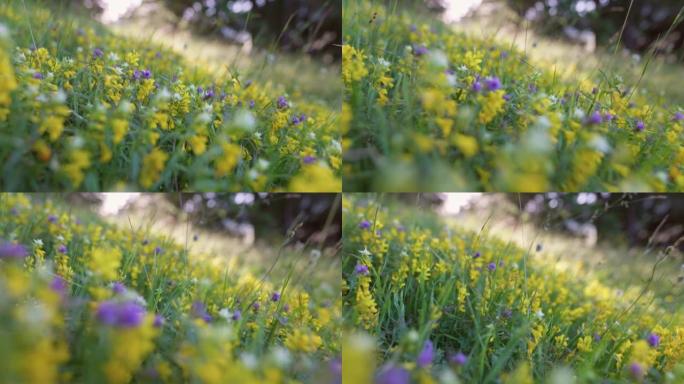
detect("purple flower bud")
(629, 362), (643, 378)
(33, 72), (44, 80)
(50, 275), (67, 295)
(593, 332), (602, 342)
(57, 244), (67, 254)
(473, 251), (481, 259)
(674, 112), (684, 121)
(485, 77), (502, 91)
(271, 292), (281, 302)
(153, 314), (165, 328)
(646, 332), (660, 348)
(142, 69), (152, 79)
(204, 89), (215, 100)
(197, 86), (203, 94)
(232, 309), (242, 321)
(0, 242), (28, 260)
(303, 155), (316, 164)
(488, 262), (496, 271)
(359, 220), (371, 230)
(636, 120), (645, 132)
(277, 96), (289, 109)
(587, 111), (603, 125)
(377, 364), (410, 384)
(412, 44), (428, 56)
(191, 301), (211, 323)
(292, 116), (301, 125)
(449, 352), (468, 366)
(252, 302), (260, 311)
(603, 113), (614, 122)
(96, 300), (145, 328)
(249, 100), (255, 108)
(48, 215), (58, 223)
(472, 80), (482, 93)
(503, 94), (512, 101)
(416, 340), (434, 368)
(93, 48), (104, 58)
(112, 282), (126, 295)
(355, 264), (369, 275)
(133, 70), (142, 80)
(154, 246), (163, 255)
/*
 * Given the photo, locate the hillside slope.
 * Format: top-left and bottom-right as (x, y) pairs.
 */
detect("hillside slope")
(0, 0), (340, 191)
(342, 196), (684, 382)
(342, 0), (684, 192)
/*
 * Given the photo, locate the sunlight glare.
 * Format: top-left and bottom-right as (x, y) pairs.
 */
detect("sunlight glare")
(100, 0), (142, 23)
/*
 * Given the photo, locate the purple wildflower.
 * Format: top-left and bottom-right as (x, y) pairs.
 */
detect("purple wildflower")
(153, 314), (165, 328)
(0, 242), (28, 260)
(473, 251), (481, 259)
(142, 69), (152, 79)
(277, 96), (289, 109)
(50, 275), (68, 295)
(629, 362), (643, 378)
(48, 215), (58, 223)
(488, 262), (496, 271)
(112, 282), (126, 294)
(359, 220), (371, 230)
(377, 364), (410, 384)
(33, 72), (44, 80)
(249, 100), (255, 108)
(603, 113), (614, 122)
(412, 44), (428, 56)
(416, 340), (434, 368)
(154, 246), (163, 255)
(93, 48), (104, 58)
(204, 89), (215, 100)
(355, 264), (369, 276)
(503, 94), (512, 101)
(302, 155), (316, 164)
(197, 86), (203, 94)
(232, 309), (242, 321)
(674, 112), (684, 121)
(636, 120), (645, 132)
(292, 115), (301, 125)
(587, 111), (603, 125)
(252, 302), (260, 311)
(593, 332), (602, 342)
(96, 300), (146, 328)
(330, 357), (342, 383)
(133, 70), (142, 80)
(449, 352), (468, 366)
(472, 80), (482, 93)
(191, 301), (212, 322)
(646, 332), (660, 348)
(485, 77), (502, 91)
(283, 304), (290, 312)
(57, 244), (67, 254)
(271, 292), (281, 302)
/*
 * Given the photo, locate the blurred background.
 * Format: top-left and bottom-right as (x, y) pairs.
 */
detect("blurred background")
(60, 193), (341, 261)
(399, 0), (684, 103)
(52, 0), (342, 104)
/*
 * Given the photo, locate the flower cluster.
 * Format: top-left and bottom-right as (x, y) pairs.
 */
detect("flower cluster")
(0, 193), (341, 383)
(0, 2), (340, 191)
(342, 195), (684, 382)
(342, 0), (684, 192)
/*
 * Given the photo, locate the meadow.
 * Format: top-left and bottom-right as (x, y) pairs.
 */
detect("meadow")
(342, 195), (684, 383)
(0, 0), (341, 191)
(0, 193), (341, 383)
(342, 0), (684, 192)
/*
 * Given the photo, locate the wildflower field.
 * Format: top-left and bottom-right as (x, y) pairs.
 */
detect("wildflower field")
(342, 0), (684, 192)
(342, 195), (684, 383)
(0, 0), (341, 192)
(0, 193), (341, 383)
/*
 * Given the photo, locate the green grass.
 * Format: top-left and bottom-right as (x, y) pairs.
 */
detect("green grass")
(342, 194), (684, 383)
(0, 193), (341, 383)
(342, 0), (684, 192)
(0, 0), (341, 192)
